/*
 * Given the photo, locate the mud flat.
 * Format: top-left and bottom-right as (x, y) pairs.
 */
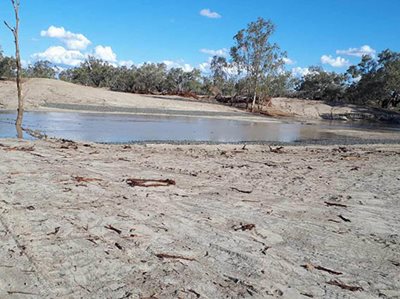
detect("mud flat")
(0, 139), (399, 298)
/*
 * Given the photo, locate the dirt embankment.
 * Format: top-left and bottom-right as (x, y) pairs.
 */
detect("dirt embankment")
(0, 78), (242, 115)
(262, 97), (400, 124)
(0, 139), (399, 298)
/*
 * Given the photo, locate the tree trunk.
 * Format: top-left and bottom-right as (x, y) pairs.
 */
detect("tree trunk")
(5, 0), (23, 138)
(15, 26), (23, 138)
(251, 91), (257, 112)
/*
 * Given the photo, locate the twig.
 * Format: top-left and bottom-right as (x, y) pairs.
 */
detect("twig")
(155, 253), (196, 261)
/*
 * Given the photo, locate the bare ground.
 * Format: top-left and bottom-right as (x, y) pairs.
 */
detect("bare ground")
(0, 79), (243, 114)
(0, 139), (399, 298)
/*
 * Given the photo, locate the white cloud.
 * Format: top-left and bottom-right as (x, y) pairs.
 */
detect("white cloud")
(321, 55), (350, 68)
(283, 57), (295, 65)
(119, 60), (135, 67)
(94, 45), (117, 62)
(200, 9), (222, 19)
(199, 62), (211, 73)
(336, 45), (376, 57)
(200, 48), (228, 57)
(40, 26), (91, 50)
(32, 46), (85, 66)
(292, 67), (311, 77)
(198, 57), (239, 76)
(163, 60), (194, 72)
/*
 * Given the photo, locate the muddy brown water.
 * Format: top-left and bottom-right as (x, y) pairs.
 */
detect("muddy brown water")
(0, 111), (399, 143)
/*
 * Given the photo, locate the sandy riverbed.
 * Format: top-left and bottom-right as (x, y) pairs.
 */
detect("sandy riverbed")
(0, 139), (399, 298)
(0, 79), (242, 114)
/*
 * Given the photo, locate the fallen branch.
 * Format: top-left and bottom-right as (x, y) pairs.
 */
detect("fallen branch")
(302, 263), (343, 275)
(126, 178), (176, 188)
(105, 225), (122, 235)
(327, 280), (363, 292)
(338, 215), (351, 222)
(269, 146), (284, 153)
(325, 202), (348, 208)
(155, 253), (196, 261)
(233, 223), (256, 231)
(47, 227), (60, 236)
(231, 187), (253, 194)
(0, 144), (34, 152)
(7, 291), (40, 296)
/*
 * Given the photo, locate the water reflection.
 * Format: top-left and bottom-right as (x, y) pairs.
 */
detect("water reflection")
(0, 111), (399, 143)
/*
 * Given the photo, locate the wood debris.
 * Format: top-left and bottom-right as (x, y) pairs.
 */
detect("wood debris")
(126, 178), (176, 188)
(105, 225), (122, 235)
(325, 202), (348, 208)
(233, 223), (256, 231)
(269, 146), (284, 153)
(231, 187), (253, 194)
(155, 253), (196, 261)
(327, 280), (363, 292)
(302, 263), (343, 275)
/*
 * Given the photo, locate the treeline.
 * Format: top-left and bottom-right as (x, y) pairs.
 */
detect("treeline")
(60, 57), (206, 96)
(1, 17), (399, 110)
(296, 50), (400, 108)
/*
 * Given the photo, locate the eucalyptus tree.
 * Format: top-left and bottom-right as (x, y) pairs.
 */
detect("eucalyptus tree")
(347, 50), (400, 108)
(210, 55), (228, 91)
(230, 17), (286, 111)
(296, 66), (348, 102)
(26, 60), (56, 79)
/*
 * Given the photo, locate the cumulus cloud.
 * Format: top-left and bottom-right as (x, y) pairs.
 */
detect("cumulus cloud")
(291, 67), (311, 77)
(32, 46), (85, 66)
(200, 48), (228, 57)
(119, 60), (135, 67)
(163, 60), (194, 72)
(336, 45), (376, 57)
(94, 45), (117, 62)
(200, 9), (222, 19)
(40, 26), (91, 50)
(320, 55), (350, 68)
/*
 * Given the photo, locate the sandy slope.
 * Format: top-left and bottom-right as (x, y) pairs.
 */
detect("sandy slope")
(0, 139), (399, 298)
(0, 78), (242, 114)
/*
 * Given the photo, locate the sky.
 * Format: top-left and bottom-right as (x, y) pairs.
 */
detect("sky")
(0, 0), (399, 76)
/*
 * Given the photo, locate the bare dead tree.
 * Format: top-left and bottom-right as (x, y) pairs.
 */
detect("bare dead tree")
(4, 0), (23, 138)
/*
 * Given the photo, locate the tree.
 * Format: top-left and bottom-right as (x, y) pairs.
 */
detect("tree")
(4, 0), (23, 138)
(347, 50), (400, 108)
(0, 51), (17, 79)
(210, 56), (228, 92)
(230, 17), (286, 111)
(296, 66), (348, 102)
(26, 60), (56, 79)
(165, 67), (185, 94)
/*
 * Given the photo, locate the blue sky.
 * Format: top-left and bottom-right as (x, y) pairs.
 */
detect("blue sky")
(0, 0), (399, 75)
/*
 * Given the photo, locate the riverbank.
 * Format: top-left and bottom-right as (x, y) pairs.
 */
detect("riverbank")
(2, 78), (400, 125)
(0, 78), (244, 115)
(0, 139), (399, 298)
(261, 97), (400, 124)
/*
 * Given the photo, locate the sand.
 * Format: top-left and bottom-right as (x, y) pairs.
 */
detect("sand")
(0, 79), (243, 114)
(0, 139), (399, 298)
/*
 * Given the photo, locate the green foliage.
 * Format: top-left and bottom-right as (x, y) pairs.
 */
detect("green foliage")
(295, 66), (348, 102)
(26, 60), (56, 79)
(230, 17), (286, 107)
(346, 50), (400, 108)
(0, 49), (17, 79)
(59, 58), (203, 95)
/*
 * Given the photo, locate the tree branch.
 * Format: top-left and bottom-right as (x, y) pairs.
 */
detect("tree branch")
(4, 21), (14, 33)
